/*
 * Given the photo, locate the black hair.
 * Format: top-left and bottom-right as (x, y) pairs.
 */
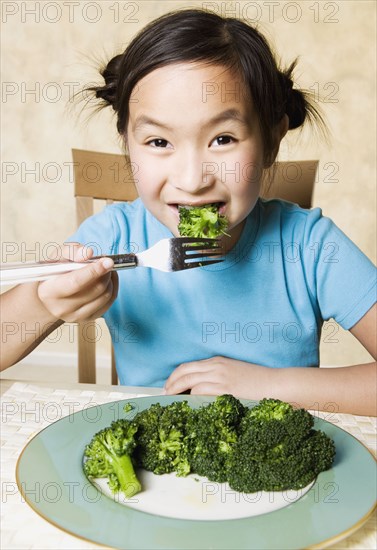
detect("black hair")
(89, 9), (324, 160)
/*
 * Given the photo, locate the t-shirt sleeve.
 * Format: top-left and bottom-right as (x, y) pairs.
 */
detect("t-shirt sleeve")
(302, 208), (377, 330)
(65, 206), (120, 257)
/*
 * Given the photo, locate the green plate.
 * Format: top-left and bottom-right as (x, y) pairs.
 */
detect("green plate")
(16, 395), (376, 549)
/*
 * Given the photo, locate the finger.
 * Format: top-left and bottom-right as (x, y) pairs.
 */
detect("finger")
(62, 242), (94, 262)
(90, 272), (119, 318)
(110, 271), (119, 302)
(57, 257), (115, 297)
(37, 259), (114, 315)
(165, 375), (224, 396)
(63, 271), (118, 322)
(165, 360), (213, 386)
(165, 367), (212, 395)
(190, 382), (224, 396)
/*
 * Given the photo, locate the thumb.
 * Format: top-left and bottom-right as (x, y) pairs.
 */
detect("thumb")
(62, 242), (94, 262)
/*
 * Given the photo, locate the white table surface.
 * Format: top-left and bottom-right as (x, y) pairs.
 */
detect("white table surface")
(1, 378), (376, 550)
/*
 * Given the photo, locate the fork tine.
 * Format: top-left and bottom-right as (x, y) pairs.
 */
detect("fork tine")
(183, 258), (224, 269)
(167, 237), (225, 272)
(182, 243), (222, 252)
(178, 237), (221, 248)
(177, 237), (219, 243)
(183, 251), (223, 260)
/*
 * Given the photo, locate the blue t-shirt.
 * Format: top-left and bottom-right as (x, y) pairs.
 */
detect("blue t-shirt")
(68, 198), (376, 387)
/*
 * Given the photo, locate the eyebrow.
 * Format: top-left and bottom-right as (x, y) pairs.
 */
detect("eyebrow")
(132, 115), (174, 132)
(132, 109), (248, 133)
(206, 109), (248, 127)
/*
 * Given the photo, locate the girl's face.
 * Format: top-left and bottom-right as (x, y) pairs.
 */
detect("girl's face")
(126, 62), (266, 248)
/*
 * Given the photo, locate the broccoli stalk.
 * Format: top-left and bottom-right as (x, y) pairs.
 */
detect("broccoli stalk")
(178, 204), (228, 238)
(84, 419), (141, 498)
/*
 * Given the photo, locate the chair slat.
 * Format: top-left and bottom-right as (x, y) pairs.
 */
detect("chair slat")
(77, 321), (96, 383)
(76, 196), (94, 226)
(73, 148), (138, 201)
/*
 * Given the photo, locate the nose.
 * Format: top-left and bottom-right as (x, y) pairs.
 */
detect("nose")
(171, 150), (217, 194)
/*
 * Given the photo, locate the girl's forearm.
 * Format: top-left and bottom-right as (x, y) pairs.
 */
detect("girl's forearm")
(0, 283), (62, 370)
(271, 362), (377, 416)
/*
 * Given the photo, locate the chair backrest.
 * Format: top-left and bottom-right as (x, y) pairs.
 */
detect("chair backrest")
(261, 160), (318, 209)
(72, 148), (318, 383)
(72, 148), (138, 384)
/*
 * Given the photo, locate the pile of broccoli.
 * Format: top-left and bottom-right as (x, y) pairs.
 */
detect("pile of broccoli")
(178, 204), (229, 238)
(83, 396), (335, 499)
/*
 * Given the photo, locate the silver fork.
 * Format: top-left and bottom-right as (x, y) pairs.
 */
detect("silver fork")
(0, 238), (224, 286)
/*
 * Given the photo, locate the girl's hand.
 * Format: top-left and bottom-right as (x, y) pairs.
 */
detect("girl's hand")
(37, 244), (118, 322)
(164, 356), (274, 400)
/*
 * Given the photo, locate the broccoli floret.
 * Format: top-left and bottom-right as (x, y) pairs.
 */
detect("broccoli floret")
(239, 398), (314, 461)
(226, 399), (335, 493)
(259, 430), (336, 491)
(178, 204), (228, 238)
(83, 418), (141, 498)
(225, 438), (263, 493)
(187, 395), (246, 483)
(248, 398), (293, 421)
(134, 401), (193, 477)
(211, 394), (246, 424)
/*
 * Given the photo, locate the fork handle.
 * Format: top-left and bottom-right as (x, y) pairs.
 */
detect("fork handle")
(92, 254), (138, 269)
(0, 254), (139, 286)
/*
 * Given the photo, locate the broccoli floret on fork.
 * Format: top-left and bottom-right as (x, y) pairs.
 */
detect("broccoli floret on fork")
(178, 204), (229, 238)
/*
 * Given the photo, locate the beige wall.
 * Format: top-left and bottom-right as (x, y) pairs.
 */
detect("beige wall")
(1, 1), (376, 370)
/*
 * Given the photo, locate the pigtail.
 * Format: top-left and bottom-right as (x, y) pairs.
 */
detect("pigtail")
(279, 61), (327, 136)
(87, 54), (123, 111)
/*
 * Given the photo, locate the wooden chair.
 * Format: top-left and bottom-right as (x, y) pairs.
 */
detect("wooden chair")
(72, 148), (318, 383)
(72, 148), (138, 384)
(261, 160), (318, 209)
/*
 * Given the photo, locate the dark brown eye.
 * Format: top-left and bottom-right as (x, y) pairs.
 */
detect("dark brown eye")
(213, 135), (234, 146)
(149, 138), (169, 148)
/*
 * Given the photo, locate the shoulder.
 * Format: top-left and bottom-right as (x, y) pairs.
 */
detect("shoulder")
(259, 197), (321, 219)
(100, 198), (147, 230)
(80, 198), (147, 230)
(258, 198), (376, 271)
(258, 198), (326, 239)
(100, 198), (146, 221)
(67, 198), (148, 254)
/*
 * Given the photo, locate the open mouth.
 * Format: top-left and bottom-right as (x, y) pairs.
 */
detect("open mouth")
(171, 202), (226, 214)
(176, 203), (229, 239)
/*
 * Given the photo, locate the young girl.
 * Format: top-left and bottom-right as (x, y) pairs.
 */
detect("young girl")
(2, 9), (376, 415)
